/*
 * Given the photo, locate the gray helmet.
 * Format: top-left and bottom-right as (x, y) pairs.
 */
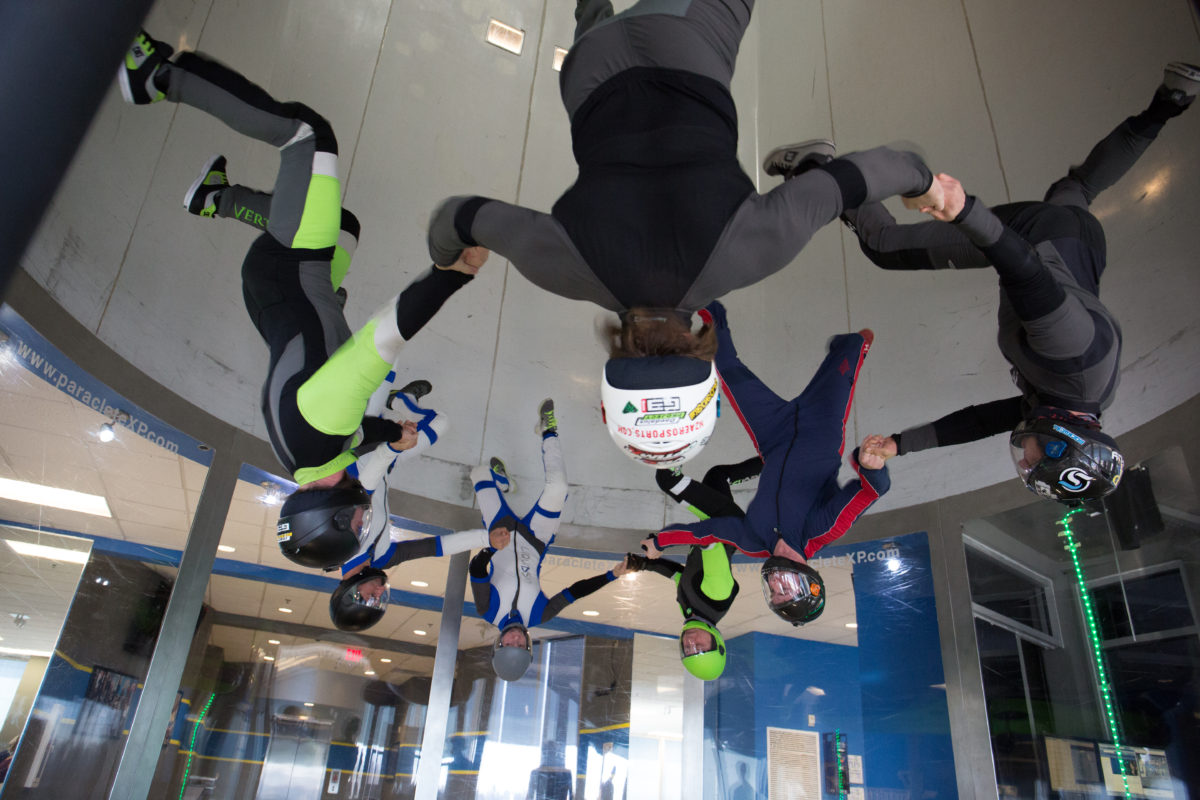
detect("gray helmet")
(491, 624), (532, 681)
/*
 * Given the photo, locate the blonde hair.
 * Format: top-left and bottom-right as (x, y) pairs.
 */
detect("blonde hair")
(604, 308), (717, 361)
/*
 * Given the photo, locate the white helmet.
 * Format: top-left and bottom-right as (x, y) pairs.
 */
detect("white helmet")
(600, 356), (719, 466)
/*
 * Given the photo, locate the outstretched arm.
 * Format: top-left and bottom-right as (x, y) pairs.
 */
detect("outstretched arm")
(469, 548), (498, 618)
(888, 396), (1024, 454)
(537, 557), (629, 624)
(800, 444), (891, 558)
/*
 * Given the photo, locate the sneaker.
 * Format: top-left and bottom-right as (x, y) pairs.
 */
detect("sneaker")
(387, 379), (433, 410)
(1159, 62), (1200, 108)
(762, 138), (836, 179)
(183, 155), (228, 217)
(858, 328), (875, 350)
(335, 287), (348, 309)
(118, 29), (173, 105)
(535, 398), (558, 436)
(489, 457), (516, 494)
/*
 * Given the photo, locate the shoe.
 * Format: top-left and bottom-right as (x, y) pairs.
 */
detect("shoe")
(335, 287), (348, 309)
(118, 29), (173, 105)
(762, 138), (836, 179)
(534, 398), (558, 437)
(623, 553), (651, 573)
(1159, 62), (1200, 108)
(858, 329), (875, 349)
(387, 379), (433, 410)
(489, 457), (515, 494)
(183, 155), (228, 217)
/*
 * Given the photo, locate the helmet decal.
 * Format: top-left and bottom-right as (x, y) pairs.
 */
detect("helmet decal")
(622, 401), (637, 413)
(1051, 424), (1087, 446)
(688, 379), (718, 420)
(1057, 467), (1096, 493)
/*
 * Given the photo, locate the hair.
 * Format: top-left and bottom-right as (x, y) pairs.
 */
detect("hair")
(603, 307), (717, 361)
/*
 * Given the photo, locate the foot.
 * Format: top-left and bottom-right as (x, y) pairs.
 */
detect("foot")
(762, 138), (836, 179)
(535, 398), (558, 437)
(387, 380), (433, 411)
(118, 29), (173, 105)
(489, 457), (516, 494)
(623, 552), (651, 573)
(1159, 62), (1200, 109)
(335, 287), (348, 309)
(183, 155), (228, 217)
(858, 328), (875, 349)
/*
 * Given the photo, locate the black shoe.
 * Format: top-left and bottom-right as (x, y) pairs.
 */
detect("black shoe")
(624, 552), (651, 572)
(118, 29), (173, 105)
(762, 138), (836, 179)
(388, 380), (432, 408)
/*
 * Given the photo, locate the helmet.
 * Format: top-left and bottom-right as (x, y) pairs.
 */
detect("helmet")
(491, 624), (533, 681)
(329, 567), (390, 632)
(276, 485), (372, 569)
(600, 356), (719, 466)
(679, 619), (726, 680)
(1009, 417), (1123, 503)
(761, 557), (825, 626)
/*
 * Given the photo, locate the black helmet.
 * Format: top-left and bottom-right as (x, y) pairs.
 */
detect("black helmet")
(276, 485), (372, 569)
(760, 557), (825, 626)
(329, 567), (390, 632)
(491, 624), (532, 681)
(1009, 418), (1123, 503)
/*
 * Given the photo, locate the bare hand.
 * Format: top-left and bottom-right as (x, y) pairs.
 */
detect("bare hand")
(437, 245), (489, 275)
(390, 420), (420, 450)
(640, 536), (662, 559)
(613, 555), (631, 577)
(489, 526), (511, 550)
(859, 434), (897, 470)
(901, 172), (949, 216)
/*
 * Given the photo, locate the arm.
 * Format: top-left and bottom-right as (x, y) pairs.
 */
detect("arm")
(469, 549), (496, 617)
(429, 196), (619, 309)
(800, 448), (889, 559)
(891, 396), (1025, 454)
(538, 558), (628, 624)
(625, 551), (684, 580)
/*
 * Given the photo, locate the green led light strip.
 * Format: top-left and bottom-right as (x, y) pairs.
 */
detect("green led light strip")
(1056, 508), (1132, 800)
(177, 693), (216, 800)
(835, 729), (846, 800)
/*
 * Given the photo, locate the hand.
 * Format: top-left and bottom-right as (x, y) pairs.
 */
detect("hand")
(390, 420), (420, 450)
(640, 536), (663, 559)
(437, 245), (489, 275)
(698, 300), (728, 329)
(489, 526), (511, 550)
(613, 555), (631, 577)
(858, 434), (897, 470)
(901, 172), (949, 216)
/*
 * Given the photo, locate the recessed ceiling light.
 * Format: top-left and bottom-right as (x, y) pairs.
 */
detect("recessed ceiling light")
(304, 702), (314, 707)
(217, 545), (236, 553)
(552, 46), (568, 71)
(278, 607), (293, 614)
(267, 639), (280, 646)
(845, 623), (858, 629)
(380, 658), (392, 663)
(413, 629), (427, 636)
(263, 655), (275, 662)
(0, 477), (111, 517)
(364, 670), (375, 676)
(5, 539), (90, 564)
(410, 580), (429, 588)
(486, 19), (524, 55)
(582, 610), (600, 617)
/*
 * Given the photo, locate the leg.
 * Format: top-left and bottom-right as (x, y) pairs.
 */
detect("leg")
(792, 332), (872, 459)
(561, 0), (755, 119)
(471, 463), (516, 531)
(160, 52), (341, 250)
(1044, 66), (1197, 208)
(709, 321), (792, 457)
(528, 434), (568, 543)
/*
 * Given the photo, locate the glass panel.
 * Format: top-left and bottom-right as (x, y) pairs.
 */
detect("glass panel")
(965, 545), (1053, 635)
(965, 444), (1200, 798)
(0, 307), (209, 799)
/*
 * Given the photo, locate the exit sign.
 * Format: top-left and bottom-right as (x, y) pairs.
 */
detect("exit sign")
(345, 648), (362, 662)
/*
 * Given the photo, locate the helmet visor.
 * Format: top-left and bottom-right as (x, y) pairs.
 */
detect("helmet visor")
(679, 627), (718, 657)
(334, 503), (373, 540)
(495, 625), (531, 652)
(349, 575), (390, 612)
(761, 566), (820, 610)
(1009, 431), (1069, 482)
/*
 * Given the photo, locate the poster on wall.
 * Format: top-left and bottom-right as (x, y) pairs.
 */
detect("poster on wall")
(848, 753), (863, 784)
(81, 666), (138, 737)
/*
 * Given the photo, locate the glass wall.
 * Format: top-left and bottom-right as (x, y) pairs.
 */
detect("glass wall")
(965, 445), (1200, 799)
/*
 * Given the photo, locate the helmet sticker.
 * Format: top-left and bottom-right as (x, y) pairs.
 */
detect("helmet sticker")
(635, 412), (686, 426)
(1044, 440), (1068, 459)
(688, 379), (718, 420)
(1051, 424), (1087, 446)
(1057, 467), (1095, 493)
(640, 396), (681, 413)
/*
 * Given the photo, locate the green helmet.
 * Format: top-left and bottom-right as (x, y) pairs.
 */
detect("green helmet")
(679, 619), (726, 681)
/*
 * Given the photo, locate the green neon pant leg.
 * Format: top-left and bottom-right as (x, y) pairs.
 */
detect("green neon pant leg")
(698, 543), (735, 601)
(296, 318), (392, 436)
